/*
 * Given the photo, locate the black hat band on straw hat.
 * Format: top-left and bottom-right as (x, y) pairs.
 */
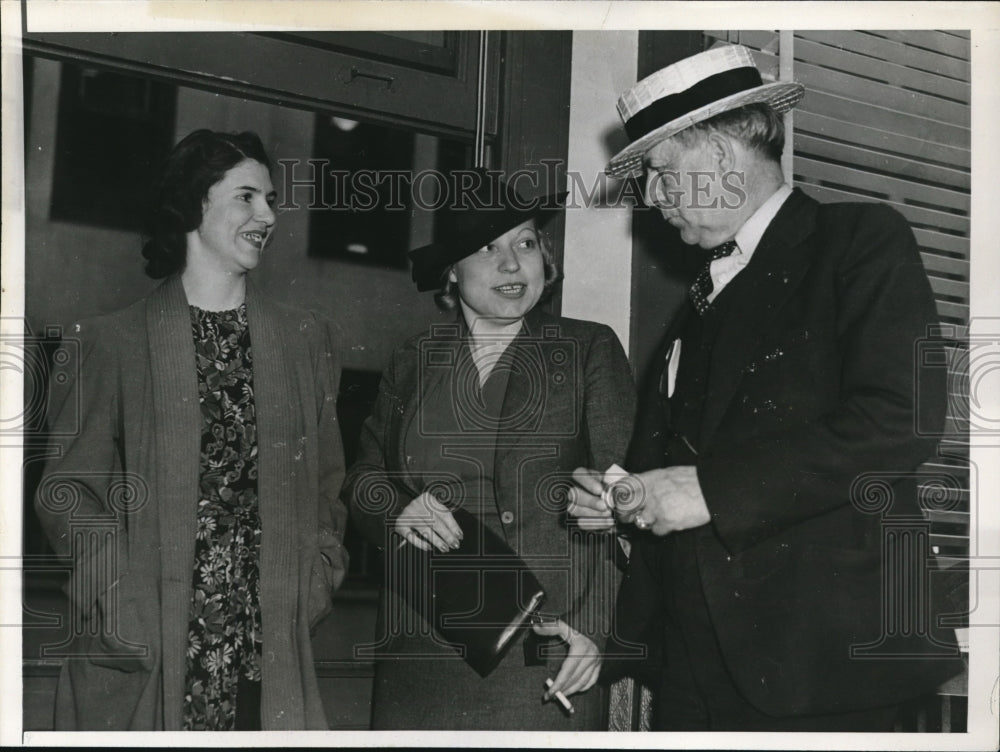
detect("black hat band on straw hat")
(623, 66), (763, 142)
(605, 44), (805, 178)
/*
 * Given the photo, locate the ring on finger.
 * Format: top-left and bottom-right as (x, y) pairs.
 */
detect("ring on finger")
(634, 514), (650, 530)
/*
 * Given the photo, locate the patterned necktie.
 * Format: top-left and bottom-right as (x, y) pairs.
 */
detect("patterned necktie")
(689, 239), (738, 315)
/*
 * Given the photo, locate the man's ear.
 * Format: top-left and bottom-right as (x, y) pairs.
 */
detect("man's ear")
(706, 131), (737, 173)
(447, 266), (458, 284)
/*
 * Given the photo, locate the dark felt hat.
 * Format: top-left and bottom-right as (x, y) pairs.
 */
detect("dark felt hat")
(408, 168), (566, 292)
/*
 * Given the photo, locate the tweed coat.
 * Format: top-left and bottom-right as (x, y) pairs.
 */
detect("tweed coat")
(343, 306), (636, 729)
(34, 276), (349, 730)
(615, 189), (965, 719)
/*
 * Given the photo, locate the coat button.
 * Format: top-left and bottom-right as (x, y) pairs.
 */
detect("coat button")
(500, 511), (514, 524)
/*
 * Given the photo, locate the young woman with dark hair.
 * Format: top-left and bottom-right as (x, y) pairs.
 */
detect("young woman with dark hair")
(35, 129), (348, 730)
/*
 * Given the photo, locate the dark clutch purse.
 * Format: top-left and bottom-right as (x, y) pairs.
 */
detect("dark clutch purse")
(387, 507), (547, 677)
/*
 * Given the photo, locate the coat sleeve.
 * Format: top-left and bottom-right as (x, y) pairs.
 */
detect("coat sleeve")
(33, 318), (125, 625)
(312, 315), (350, 594)
(564, 324), (637, 645)
(699, 204), (947, 554)
(581, 324), (637, 474)
(341, 347), (413, 550)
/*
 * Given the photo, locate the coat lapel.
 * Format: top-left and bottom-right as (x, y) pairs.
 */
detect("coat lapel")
(244, 280), (306, 726)
(245, 279), (296, 605)
(396, 322), (460, 485)
(493, 308), (559, 474)
(700, 190), (820, 447)
(392, 345), (425, 489)
(144, 276), (201, 728)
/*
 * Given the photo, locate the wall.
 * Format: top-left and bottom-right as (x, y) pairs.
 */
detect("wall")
(561, 31), (637, 355)
(629, 31), (708, 382)
(25, 57), (446, 374)
(24, 58), (158, 337)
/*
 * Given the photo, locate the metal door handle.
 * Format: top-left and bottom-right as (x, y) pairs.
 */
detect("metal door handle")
(349, 67), (394, 90)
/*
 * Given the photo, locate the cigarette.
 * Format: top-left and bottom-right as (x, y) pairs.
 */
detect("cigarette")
(601, 463), (629, 510)
(545, 678), (575, 715)
(396, 532), (420, 551)
(604, 463), (627, 477)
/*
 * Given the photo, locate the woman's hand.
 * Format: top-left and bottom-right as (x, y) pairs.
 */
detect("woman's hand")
(531, 619), (601, 699)
(394, 491), (463, 552)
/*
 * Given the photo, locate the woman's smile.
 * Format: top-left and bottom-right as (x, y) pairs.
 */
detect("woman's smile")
(240, 229), (268, 249)
(238, 227), (272, 254)
(493, 282), (527, 297)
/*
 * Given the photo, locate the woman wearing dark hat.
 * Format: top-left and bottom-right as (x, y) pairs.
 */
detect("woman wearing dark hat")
(35, 129), (348, 730)
(343, 169), (636, 730)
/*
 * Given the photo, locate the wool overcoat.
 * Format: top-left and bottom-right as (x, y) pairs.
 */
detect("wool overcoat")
(343, 307), (636, 729)
(35, 276), (349, 730)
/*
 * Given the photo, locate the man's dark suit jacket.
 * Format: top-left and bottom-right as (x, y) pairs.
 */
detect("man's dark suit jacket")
(616, 188), (964, 718)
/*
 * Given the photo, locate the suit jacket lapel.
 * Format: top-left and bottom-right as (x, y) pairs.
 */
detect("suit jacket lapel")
(144, 275), (201, 728)
(627, 309), (691, 472)
(493, 308), (561, 474)
(700, 189), (820, 447)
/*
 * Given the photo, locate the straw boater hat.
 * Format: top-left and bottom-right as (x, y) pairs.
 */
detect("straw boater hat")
(606, 44), (805, 178)
(408, 168), (566, 292)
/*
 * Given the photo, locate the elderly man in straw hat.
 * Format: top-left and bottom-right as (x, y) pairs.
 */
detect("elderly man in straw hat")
(568, 44), (964, 731)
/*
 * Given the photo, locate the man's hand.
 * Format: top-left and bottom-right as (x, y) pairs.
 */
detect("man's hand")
(566, 467), (615, 531)
(617, 466), (710, 536)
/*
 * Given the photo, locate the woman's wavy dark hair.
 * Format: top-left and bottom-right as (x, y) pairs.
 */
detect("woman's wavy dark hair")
(142, 129), (271, 279)
(433, 222), (563, 311)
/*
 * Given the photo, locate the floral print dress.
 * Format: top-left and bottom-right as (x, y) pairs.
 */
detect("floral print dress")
(183, 304), (263, 730)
